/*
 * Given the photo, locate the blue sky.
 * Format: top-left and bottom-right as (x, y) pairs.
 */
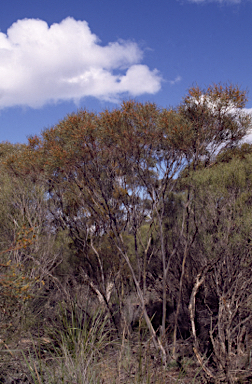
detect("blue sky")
(1, 0), (252, 143)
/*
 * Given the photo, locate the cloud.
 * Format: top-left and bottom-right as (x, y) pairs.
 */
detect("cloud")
(0, 17), (162, 109)
(169, 76), (182, 85)
(188, 0), (241, 3)
(243, 108), (252, 143)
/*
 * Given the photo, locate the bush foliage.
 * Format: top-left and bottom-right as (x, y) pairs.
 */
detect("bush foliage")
(1, 84), (252, 383)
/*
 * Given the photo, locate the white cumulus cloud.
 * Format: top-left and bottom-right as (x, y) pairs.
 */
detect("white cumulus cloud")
(188, 0), (241, 3)
(243, 108), (252, 143)
(0, 17), (162, 109)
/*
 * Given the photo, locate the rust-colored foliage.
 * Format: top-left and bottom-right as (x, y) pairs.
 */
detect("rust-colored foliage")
(177, 83), (250, 166)
(0, 225), (39, 330)
(2, 86), (251, 365)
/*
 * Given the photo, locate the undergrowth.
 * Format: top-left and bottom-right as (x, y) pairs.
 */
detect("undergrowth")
(0, 300), (200, 384)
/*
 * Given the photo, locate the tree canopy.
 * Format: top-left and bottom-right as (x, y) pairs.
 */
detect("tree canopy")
(1, 83), (252, 383)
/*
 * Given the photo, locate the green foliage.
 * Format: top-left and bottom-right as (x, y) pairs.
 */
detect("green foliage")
(1, 83), (252, 382)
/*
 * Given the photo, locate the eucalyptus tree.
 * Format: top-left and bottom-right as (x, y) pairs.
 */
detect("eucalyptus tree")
(5, 84), (251, 364)
(187, 154), (252, 383)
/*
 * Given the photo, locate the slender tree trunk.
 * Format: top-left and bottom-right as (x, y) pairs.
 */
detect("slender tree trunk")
(116, 234), (167, 364)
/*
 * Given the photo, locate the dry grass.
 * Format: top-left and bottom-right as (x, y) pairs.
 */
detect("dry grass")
(0, 303), (202, 384)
